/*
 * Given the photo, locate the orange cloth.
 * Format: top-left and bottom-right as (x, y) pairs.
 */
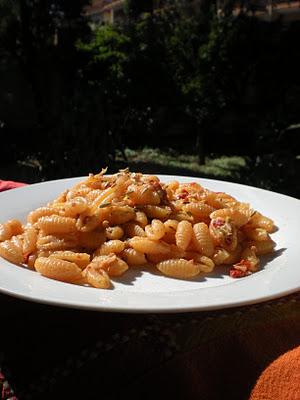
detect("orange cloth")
(250, 346), (300, 400)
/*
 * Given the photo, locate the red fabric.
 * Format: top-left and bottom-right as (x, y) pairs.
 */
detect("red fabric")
(0, 181), (27, 192)
(0, 370), (16, 400)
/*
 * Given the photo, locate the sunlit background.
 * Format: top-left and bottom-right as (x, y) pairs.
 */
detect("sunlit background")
(1, 0), (299, 197)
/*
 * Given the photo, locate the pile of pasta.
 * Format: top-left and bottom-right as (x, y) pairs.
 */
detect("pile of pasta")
(0, 169), (276, 288)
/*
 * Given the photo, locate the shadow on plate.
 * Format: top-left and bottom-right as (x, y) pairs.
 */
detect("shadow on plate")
(9, 247), (286, 287)
(259, 247), (286, 269)
(111, 267), (144, 286)
(113, 247), (286, 285)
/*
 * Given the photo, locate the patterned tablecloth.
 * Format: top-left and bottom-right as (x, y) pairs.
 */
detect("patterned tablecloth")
(0, 292), (299, 400)
(0, 181), (299, 400)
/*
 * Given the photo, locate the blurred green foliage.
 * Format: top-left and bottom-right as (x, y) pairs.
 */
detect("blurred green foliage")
(0, 0), (299, 196)
(124, 0), (154, 19)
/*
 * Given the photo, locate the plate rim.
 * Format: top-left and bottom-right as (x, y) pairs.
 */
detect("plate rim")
(0, 174), (299, 313)
(1, 173), (299, 203)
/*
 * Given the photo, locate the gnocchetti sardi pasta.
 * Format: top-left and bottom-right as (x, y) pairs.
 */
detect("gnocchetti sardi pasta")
(0, 169), (277, 287)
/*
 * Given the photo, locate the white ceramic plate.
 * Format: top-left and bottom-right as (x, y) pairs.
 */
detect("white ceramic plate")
(0, 175), (299, 313)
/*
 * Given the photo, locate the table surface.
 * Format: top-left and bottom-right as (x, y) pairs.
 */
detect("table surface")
(0, 291), (299, 400)
(0, 181), (299, 399)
